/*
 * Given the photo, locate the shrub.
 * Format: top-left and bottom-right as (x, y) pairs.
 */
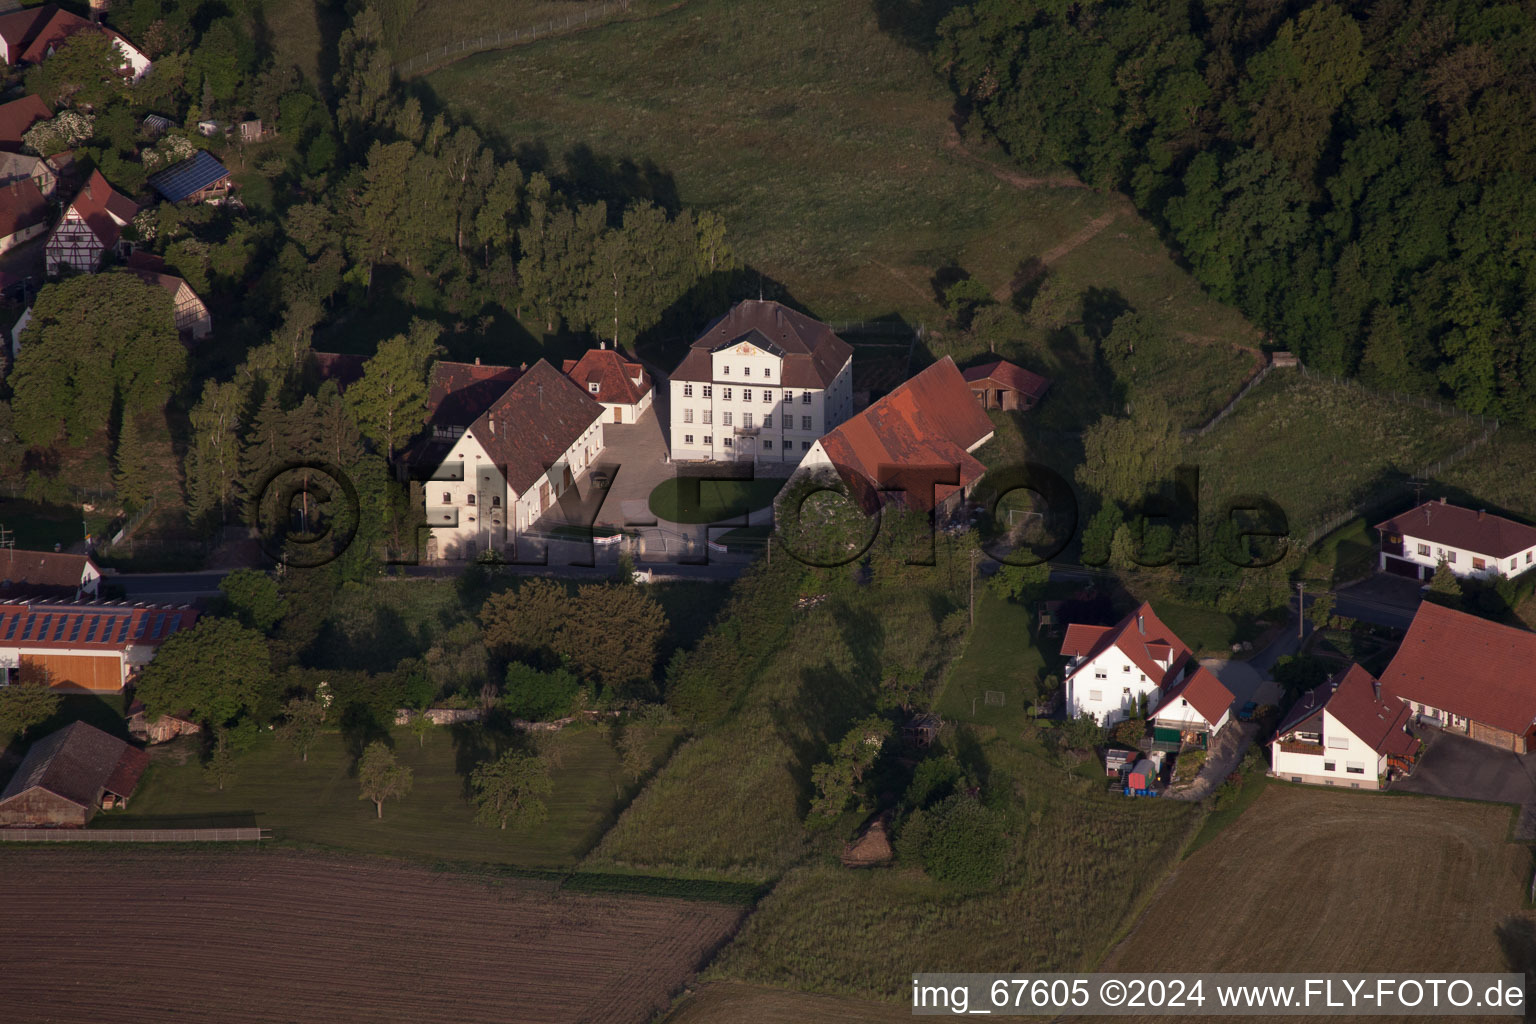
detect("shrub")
(1111, 718), (1145, 746)
(899, 795), (1008, 890)
(502, 662), (582, 721)
(905, 753), (964, 809)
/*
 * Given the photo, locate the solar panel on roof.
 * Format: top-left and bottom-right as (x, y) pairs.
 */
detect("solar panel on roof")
(165, 614), (183, 636)
(83, 615), (99, 642)
(0, 614), (14, 641)
(68, 615), (82, 641)
(114, 616), (131, 643)
(151, 612), (165, 639)
(146, 150), (230, 202)
(30, 614), (47, 640)
(51, 615), (67, 640)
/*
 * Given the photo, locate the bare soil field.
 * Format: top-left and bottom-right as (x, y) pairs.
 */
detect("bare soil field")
(0, 849), (743, 1024)
(1105, 786), (1534, 1020)
(664, 981), (910, 1023)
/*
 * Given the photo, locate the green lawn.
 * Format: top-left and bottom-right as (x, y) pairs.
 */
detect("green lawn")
(1153, 601), (1266, 658)
(935, 589), (1049, 732)
(1441, 426), (1536, 523)
(649, 477), (784, 525)
(99, 723), (668, 869)
(1301, 516), (1379, 586)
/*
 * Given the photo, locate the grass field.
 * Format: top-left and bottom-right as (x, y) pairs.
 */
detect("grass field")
(1186, 370), (1489, 539)
(1105, 786), (1532, 978)
(99, 723), (671, 868)
(934, 589), (1049, 732)
(424, 0), (1263, 354)
(0, 848), (742, 1024)
(1442, 426), (1536, 522)
(648, 476), (785, 525)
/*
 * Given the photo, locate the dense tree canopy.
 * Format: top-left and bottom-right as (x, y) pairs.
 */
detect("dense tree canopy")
(938, 0), (1536, 424)
(134, 618), (274, 726)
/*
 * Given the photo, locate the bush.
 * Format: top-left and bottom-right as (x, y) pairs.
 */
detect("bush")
(502, 662), (582, 721)
(898, 795), (1008, 890)
(905, 753), (964, 809)
(1111, 718), (1145, 747)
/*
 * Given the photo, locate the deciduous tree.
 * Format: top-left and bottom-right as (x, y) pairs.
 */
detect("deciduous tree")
(134, 618), (273, 727)
(357, 740), (412, 819)
(469, 750), (551, 830)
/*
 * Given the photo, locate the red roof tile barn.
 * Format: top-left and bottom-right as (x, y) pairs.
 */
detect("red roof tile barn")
(0, 601), (198, 692)
(962, 358), (1051, 411)
(0, 721), (148, 826)
(0, 549), (100, 601)
(1379, 601), (1536, 751)
(813, 356), (994, 513)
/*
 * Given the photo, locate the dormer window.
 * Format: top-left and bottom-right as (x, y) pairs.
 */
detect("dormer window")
(442, 491), (451, 504)
(588, 382), (600, 394)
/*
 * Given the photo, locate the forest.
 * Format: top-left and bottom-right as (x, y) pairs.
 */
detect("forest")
(935, 0), (1536, 425)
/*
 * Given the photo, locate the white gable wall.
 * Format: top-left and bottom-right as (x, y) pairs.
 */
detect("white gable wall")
(1066, 647), (1164, 726)
(1271, 708), (1386, 790)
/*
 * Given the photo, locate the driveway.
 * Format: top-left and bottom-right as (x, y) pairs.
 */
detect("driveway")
(1167, 720), (1260, 801)
(1390, 730), (1536, 805)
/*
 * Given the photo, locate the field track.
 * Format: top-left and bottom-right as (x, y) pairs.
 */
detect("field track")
(1, 849), (743, 1024)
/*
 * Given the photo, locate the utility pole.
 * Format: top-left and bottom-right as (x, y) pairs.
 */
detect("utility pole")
(1297, 581), (1304, 642)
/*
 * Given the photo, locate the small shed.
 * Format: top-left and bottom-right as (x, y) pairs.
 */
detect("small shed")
(0, 721), (148, 826)
(126, 700), (201, 745)
(237, 119), (264, 142)
(146, 150), (232, 204)
(142, 114), (173, 136)
(1126, 758), (1158, 791)
(1104, 747), (1134, 777)
(902, 712), (940, 748)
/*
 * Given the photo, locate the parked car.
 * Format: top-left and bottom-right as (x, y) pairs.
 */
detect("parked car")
(1237, 700), (1259, 722)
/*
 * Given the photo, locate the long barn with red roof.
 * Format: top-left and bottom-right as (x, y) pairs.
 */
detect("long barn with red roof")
(0, 600), (198, 692)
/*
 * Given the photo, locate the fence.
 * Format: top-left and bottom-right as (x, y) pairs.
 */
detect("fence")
(107, 496), (155, 547)
(1184, 363), (1277, 438)
(392, 2), (625, 78)
(0, 827), (268, 842)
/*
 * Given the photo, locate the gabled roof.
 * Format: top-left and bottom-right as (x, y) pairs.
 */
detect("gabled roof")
(146, 150), (230, 202)
(0, 175), (46, 239)
(0, 94), (50, 150)
(0, 550), (97, 599)
(17, 6), (99, 65)
(962, 358), (1052, 400)
(1375, 499), (1536, 559)
(1150, 664), (1234, 726)
(816, 356), (994, 513)
(0, 601), (197, 651)
(0, 721), (147, 810)
(562, 347), (651, 407)
(671, 300), (853, 388)
(1275, 664), (1418, 757)
(0, 6), (57, 59)
(428, 359), (521, 429)
(1060, 601), (1192, 689)
(57, 169), (136, 248)
(466, 359), (605, 495)
(1379, 602), (1536, 736)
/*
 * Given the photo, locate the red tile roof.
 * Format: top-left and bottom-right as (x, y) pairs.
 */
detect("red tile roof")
(0, 174), (45, 239)
(1061, 601), (1192, 690)
(962, 358), (1052, 400)
(1326, 663), (1419, 757)
(670, 300), (853, 388)
(0, 94), (49, 150)
(17, 7), (108, 66)
(0, 721), (147, 811)
(468, 360), (605, 495)
(0, 549), (97, 599)
(0, 601), (198, 652)
(63, 169), (136, 247)
(0, 6), (55, 60)
(1379, 602), (1536, 736)
(1376, 499), (1536, 560)
(428, 359), (521, 428)
(1150, 664), (1234, 727)
(816, 356), (994, 512)
(562, 347), (650, 407)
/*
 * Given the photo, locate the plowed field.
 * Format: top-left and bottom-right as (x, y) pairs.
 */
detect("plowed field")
(1, 849), (743, 1024)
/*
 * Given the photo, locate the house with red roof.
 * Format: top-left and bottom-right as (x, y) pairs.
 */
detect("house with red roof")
(668, 300), (854, 464)
(0, 548), (101, 602)
(44, 169), (136, 275)
(122, 252), (211, 340)
(0, 600), (197, 692)
(1379, 601), (1536, 752)
(962, 358), (1051, 412)
(563, 345), (652, 425)
(422, 360), (606, 561)
(0, 721), (148, 826)
(1271, 664), (1419, 790)
(1376, 498), (1536, 581)
(1060, 601), (1233, 736)
(0, 94), (50, 152)
(0, 5), (151, 79)
(0, 175), (47, 253)
(799, 356), (995, 515)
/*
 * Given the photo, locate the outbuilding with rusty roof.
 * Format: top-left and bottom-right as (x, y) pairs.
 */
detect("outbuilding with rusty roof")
(0, 721), (148, 826)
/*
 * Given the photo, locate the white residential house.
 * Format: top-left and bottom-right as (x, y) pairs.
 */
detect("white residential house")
(1270, 664), (1419, 790)
(668, 299), (854, 464)
(1150, 664), (1235, 740)
(0, 549), (101, 601)
(1376, 498), (1536, 581)
(423, 360), (606, 561)
(562, 345), (653, 426)
(45, 170), (137, 275)
(1061, 602), (1232, 732)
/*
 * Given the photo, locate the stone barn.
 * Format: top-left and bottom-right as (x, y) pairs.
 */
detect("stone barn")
(0, 721), (148, 826)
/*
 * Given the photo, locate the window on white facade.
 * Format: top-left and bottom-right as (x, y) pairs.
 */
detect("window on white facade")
(1512, 559), (1519, 571)
(743, 389), (752, 401)
(723, 437), (733, 447)
(761, 391), (771, 402)
(684, 434), (694, 445)
(802, 392), (811, 404)
(1346, 762), (1366, 774)
(1088, 689), (1103, 702)
(784, 390), (794, 403)
(723, 387), (733, 401)
(764, 415), (772, 428)
(763, 440), (772, 450)
(703, 410), (712, 424)
(723, 366), (730, 375)
(1474, 557), (1486, 570)
(1327, 735), (1348, 749)
(1528, 552), (1533, 563)
(703, 436), (712, 445)
(1180, 698), (1188, 706)
(1121, 687), (1130, 695)
(742, 413), (753, 429)
(743, 367), (750, 376)
(1447, 551), (1457, 563)
(683, 384), (693, 397)
(1417, 543), (1430, 556)
(801, 416), (812, 430)
(1323, 761), (1336, 772)
(442, 491), (451, 504)
(467, 494), (476, 506)
(588, 382), (600, 393)
(492, 497), (500, 507)
(702, 386), (712, 398)
(1094, 669), (1107, 679)
(723, 412), (733, 426)
(683, 409), (694, 423)
(801, 441), (810, 450)
(1123, 664), (1130, 672)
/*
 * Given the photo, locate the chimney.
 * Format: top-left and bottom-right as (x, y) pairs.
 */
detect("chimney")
(1137, 613), (1145, 635)
(1478, 509), (1485, 520)
(474, 356), (480, 366)
(489, 417), (495, 435)
(1440, 496), (1447, 504)
(1372, 678), (1381, 700)
(519, 362), (527, 371)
